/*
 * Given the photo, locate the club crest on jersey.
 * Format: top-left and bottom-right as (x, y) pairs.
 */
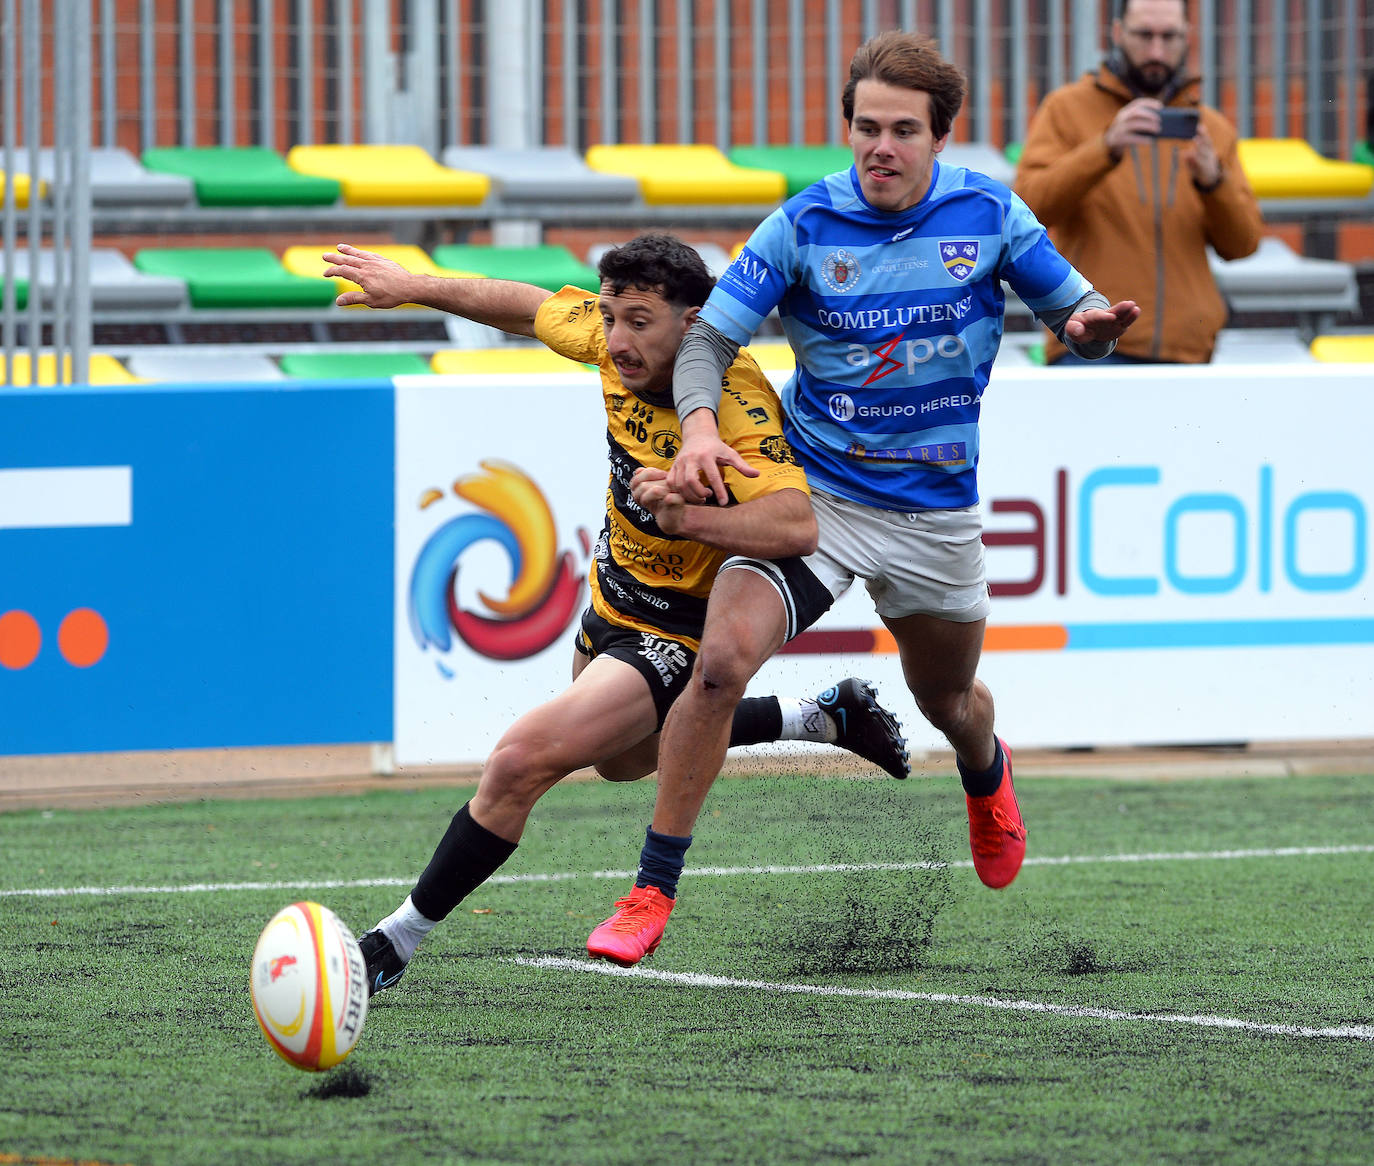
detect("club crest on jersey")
(820, 248), (862, 294)
(939, 240), (979, 282)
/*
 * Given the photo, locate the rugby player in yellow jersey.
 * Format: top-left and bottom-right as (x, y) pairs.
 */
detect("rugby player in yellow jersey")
(320, 234), (909, 993)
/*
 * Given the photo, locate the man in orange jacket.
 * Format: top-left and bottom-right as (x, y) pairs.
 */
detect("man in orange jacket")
(1015, 0), (1263, 364)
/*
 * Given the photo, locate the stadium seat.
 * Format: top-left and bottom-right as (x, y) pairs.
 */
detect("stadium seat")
(430, 347), (593, 374)
(281, 243), (478, 308)
(728, 145), (852, 197)
(440, 146), (640, 205)
(35, 147), (194, 207)
(0, 279), (28, 311)
(587, 240), (734, 279)
(2, 353), (142, 386)
(1355, 141), (1374, 167)
(1309, 334), (1374, 362)
(6, 248), (188, 311)
(1004, 141), (1024, 165)
(585, 144), (785, 205)
(1209, 237), (1358, 316)
(142, 146), (340, 206)
(124, 351), (286, 381)
(1, 170), (42, 208)
(133, 247), (335, 309)
(430, 243), (599, 292)
(744, 342), (796, 373)
(285, 145), (489, 206)
(279, 351), (434, 378)
(941, 142), (1017, 185)
(1211, 328), (1318, 363)
(1236, 138), (1374, 199)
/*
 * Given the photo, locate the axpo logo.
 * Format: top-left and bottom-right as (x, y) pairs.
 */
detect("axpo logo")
(408, 459), (590, 671)
(0, 467), (126, 671)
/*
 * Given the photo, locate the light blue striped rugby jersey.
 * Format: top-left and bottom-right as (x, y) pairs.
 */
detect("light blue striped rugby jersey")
(700, 158), (1092, 511)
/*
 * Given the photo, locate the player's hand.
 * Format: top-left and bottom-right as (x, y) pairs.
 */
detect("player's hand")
(1065, 300), (1141, 343)
(321, 242), (416, 309)
(667, 410), (757, 505)
(1182, 121), (1222, 189)
(631, 467), (690, 534)
(1104, 98), (1165, 158)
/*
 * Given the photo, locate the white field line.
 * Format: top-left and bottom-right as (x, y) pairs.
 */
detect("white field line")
(512, 956), (1374, 1043)
(2, 843), (1373, 899)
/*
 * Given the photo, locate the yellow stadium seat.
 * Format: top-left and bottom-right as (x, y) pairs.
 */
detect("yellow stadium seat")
(1236, 139), (1374, 199)
(743, 342), (796, 372)
(284, 145), (491, 206)
(430, 348), (594, 375)
(1310, 335), (1374, 362)
(280, 244), (479, 310)
(584, 144), (786, 205)
(1, 170), (44, 209)
(3, 353), (142, 386)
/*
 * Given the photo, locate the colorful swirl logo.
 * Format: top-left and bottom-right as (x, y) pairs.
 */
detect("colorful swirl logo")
(409, 460), (589, 671)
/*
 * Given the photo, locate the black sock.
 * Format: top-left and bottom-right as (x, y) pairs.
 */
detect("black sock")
(410, 801), (518, 922)
(635, 827), (692, 899)
(957, 738), (1005, 797)
(729, 696), (782, 747)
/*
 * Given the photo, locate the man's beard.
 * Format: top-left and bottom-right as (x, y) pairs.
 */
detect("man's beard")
(1125, 58), (1177, 97)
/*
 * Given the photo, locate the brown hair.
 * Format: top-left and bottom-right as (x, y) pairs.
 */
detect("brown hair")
(841, 31), (967, 140)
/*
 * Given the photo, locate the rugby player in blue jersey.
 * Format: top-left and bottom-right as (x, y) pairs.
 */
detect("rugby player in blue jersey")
(586, 31), (1140, 966)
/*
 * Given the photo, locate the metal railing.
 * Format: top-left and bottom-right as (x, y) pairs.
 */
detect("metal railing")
(2, 0), (1371, 385)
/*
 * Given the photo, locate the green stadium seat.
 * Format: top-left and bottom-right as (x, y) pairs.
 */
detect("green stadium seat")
(285, 145), (489, 206)
(132, 247), (337, 309)
(431, 243), (599, 292)
(279, 351), (434, 379)
(1236, 138), (1374, 199)
(728, 145), (852, 197)
(585, 144), (785, 205)
(141, 146), (341, 206)
(1004, 141), (1024, 166)
(1354, 140), (1374, 168)
(0, 279), (28, 311)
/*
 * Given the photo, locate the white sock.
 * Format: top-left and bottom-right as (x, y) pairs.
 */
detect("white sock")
(776, 697), (838, 743)
(377, 895), (437, 963)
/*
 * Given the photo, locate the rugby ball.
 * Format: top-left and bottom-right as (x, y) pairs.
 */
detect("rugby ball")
(249, 901), (369, 1071)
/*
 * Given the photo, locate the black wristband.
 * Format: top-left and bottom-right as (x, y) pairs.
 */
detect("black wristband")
(1193, 168), (1224, 194)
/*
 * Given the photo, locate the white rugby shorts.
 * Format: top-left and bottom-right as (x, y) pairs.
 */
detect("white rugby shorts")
(800, 488), (990, 623)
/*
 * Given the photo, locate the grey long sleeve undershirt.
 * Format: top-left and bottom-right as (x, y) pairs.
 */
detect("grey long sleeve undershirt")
(672, 289), (1115, 420)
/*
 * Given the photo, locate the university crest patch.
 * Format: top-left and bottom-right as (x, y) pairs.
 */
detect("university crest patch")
(940, 240), (979, 282)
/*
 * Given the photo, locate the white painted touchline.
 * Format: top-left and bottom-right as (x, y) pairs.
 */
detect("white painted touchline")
(512, 956), (1374, 1042)
(2, 843), (1372, 898)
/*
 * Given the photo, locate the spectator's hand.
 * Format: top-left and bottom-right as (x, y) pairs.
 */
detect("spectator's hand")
(321, 243), (416, 308)
(1104, 98), (1166, 158)
(667, 409), (757, 505)
(1182, 121), (1222, 189)
(631, 467), (690, 534)
(1065, 300), (1141, 343)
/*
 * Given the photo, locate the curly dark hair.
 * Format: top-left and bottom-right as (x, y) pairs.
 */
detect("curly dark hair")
(841, 31), (967, 141)
(596, 233), (716, 309)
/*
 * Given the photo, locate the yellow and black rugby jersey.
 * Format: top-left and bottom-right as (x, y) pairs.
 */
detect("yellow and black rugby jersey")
(534, 285), (809, 649)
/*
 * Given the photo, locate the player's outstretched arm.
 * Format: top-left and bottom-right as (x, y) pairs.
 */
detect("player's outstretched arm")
(321, 242), (550, 337)
(667, 407), (759, 506)
(632, 467), (815, 559)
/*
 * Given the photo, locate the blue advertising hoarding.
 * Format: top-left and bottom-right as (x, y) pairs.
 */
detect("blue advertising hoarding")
(0, 382), (394, 755)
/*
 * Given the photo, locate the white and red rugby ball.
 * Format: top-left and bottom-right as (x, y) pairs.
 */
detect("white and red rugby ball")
(249, 901), (369, 1071)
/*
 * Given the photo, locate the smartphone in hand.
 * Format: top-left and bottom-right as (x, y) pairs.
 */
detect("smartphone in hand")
(1154, 108), (1200, 139)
